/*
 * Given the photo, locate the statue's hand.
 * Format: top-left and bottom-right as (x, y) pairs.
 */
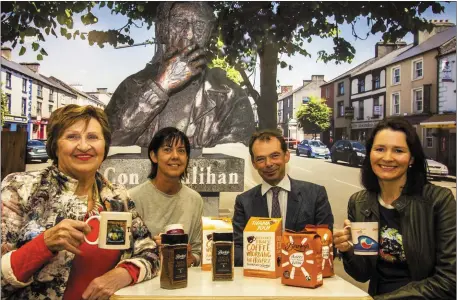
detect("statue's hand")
(155, 44), (206, 95)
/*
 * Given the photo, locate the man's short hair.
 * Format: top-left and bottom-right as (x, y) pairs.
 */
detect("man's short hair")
(248, 130), (288, 161)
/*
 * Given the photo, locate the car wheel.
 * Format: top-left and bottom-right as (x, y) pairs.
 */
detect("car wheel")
(41, 158), (48, 163)
(349, 155), (358, 167)
(296, 149), (300, 156)
(307, 150), (312, 158)
(331, 155), (337, 163)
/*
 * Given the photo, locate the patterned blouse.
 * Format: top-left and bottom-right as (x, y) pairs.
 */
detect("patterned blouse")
(1, 165), (160, 299)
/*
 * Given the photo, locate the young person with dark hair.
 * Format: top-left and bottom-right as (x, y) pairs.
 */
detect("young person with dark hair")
(129, 127), (203, 267)
(334, 116), (456, 299)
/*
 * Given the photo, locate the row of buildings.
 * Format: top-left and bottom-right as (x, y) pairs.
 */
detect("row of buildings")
(277, 20), (456, 174)
(1, 47), (112, 140)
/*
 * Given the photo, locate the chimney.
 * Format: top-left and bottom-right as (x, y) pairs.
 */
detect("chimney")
(97, 88), (108, 94)
(414, 20), (455, 45)
(375, 41), (407, 58)
(311, 75), (325, 82)
(1, 47), (12, 60)
(20, 62), (40, 73)
(279, 85), (293, 95)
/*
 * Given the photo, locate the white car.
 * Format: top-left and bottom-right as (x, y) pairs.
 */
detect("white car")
(427, 159), (449, 179)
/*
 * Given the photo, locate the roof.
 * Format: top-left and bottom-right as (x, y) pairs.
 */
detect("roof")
(43, 76), (77, 97)
(354, 44), (414, 76)
(322, 57), (377, 86)
(420, 113), (456, 127)
(1, 59), (58, 88)
(391, 26), (456, 64)
(278, 84), (307, 101)
(49, 76), (105, 106)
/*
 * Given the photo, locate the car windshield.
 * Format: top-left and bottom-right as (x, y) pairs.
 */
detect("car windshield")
(351, 142), (365, 151)
(310, 141), (325, 147)
(28, 140), (45, 146)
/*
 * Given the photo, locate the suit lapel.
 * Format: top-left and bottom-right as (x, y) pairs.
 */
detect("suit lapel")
(253, 186), (269, 218)
(286, 178), (301, 230)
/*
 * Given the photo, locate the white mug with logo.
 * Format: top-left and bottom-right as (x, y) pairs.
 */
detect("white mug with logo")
(347, 222), (379, 255)
(84, 211), (132, 250)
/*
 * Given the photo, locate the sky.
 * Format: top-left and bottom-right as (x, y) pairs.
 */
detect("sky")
(3, 2), (456, 94)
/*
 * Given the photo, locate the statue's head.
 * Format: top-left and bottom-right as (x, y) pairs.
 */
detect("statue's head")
(156, 2), (215, 51)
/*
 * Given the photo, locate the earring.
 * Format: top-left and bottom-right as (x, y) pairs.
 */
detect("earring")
(409, 164), (412, 168)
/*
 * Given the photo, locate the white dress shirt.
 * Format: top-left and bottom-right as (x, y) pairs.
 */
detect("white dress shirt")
(261, 176), (291, 231)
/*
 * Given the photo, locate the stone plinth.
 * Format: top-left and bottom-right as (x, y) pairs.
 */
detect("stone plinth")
(100, 153), (245, 216)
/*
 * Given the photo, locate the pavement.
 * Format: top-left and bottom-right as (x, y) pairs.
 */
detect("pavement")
(25, 143), (456, 292)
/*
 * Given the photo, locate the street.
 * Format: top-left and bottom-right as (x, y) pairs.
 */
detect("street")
(25, 143), (456, 292)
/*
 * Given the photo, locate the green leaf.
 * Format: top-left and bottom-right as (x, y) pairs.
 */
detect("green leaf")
(19, 46), (26, 56)
(280, 61), (287, 68)
(32, 42), (39, 51)
(37, 54), (43, 61)
(40, 48), (48, 56)
(66, 33), (72, 39)
(60, 27), (67, 36)
(80, 33), (86, 40)
(65, 9), (71, 18)
(137, 5), (144, 12)
(24, 27), (36, 36)
(100, 1), (106, 8)
(51, 28), (57, 37)
(45, 27), (50, 35)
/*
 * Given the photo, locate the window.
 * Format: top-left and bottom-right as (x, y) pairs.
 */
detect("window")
(302, 97), (310, 104)
(358, 79), (365, 93)
(37, 102), (42, 116)
(413, 59), (423, 80)
(5, 94), (11, 112)
(373, 97), (381, 117)
(424, 128), (433, 148)
(49, 104), (53, 113)
(338, 101), (344, 117)
(392, 67), (401, 85)
(6, 72), (11, 88)
(392, 93), (400, 115)
(37, 85), (43, 98)
(22, 78), (27, 93)
(374, 76), (380, 89)
(358, 100), (364, 120)
(413, 88), (423, 113)
(22, 97), (27, 115)
(338, 82), (344, 96)
(49, 89), (54, 102)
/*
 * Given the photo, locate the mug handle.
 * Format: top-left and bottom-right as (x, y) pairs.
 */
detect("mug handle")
(84, 215), (101, 245)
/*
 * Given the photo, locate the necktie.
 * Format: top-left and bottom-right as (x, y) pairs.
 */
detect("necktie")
(270, 187), (281, 218)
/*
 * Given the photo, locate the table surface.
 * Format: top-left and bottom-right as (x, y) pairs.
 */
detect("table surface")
(111, 268), (372, 300)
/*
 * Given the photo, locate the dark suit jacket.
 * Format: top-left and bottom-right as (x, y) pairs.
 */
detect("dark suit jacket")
(232, 177), (334, 266)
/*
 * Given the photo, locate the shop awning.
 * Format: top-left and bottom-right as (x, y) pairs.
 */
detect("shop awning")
(420, 114), (456, 128)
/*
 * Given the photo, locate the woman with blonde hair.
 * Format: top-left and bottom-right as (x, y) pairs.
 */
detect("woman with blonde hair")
(1, 105), (159, 300)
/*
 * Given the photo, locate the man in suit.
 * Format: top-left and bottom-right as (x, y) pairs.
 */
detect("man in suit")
(233, 130), (334, 266)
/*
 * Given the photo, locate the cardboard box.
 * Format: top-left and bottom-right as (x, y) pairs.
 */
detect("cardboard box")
(281, 230), (323, 288)
(201, 217), (232, 271)
(243, 217), (282, 278)
(305, 224), (334, 277)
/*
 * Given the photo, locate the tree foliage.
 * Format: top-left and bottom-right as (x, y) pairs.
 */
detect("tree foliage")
(1, 86), (9, 126)
(1, 1), (447, 129)
(296, 96), (332, 138)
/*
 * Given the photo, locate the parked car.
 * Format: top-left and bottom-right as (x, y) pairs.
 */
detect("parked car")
(330, 140), (366, 167)
(283, 137), (299, 149)
(296, 139), (330, 159)
(427, 158), (449, 179)
(26, 140), (48, 163)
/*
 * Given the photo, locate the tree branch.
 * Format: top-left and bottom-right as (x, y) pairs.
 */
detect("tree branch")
(235, 63), (260, 106)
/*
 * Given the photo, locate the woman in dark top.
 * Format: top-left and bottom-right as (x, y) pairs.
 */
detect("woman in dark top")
(334, 116), (456, 299)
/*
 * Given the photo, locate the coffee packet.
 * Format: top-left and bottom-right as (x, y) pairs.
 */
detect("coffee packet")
(305, 224), (334, 277)
(281, 230), (323, 288)
(202, 217), (232, 271)
(243, 217), (282, 278)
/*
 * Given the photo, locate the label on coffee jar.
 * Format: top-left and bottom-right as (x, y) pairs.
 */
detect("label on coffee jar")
(173, 248), (188, 282)
(215, 245), (232, 274)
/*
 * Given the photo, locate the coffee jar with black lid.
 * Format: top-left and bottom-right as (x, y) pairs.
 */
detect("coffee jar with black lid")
(160, 233), (189, 289)
(212, 232), (234, 281)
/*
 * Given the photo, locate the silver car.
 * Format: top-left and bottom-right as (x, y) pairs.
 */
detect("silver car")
(427, 159), (449, 179)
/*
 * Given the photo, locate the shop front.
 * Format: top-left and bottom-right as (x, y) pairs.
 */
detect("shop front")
(31, 117), (49, 140)
(420, 114), (456, 175)
(350, 120), (379, 143)
(2, 115), (28, 132)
